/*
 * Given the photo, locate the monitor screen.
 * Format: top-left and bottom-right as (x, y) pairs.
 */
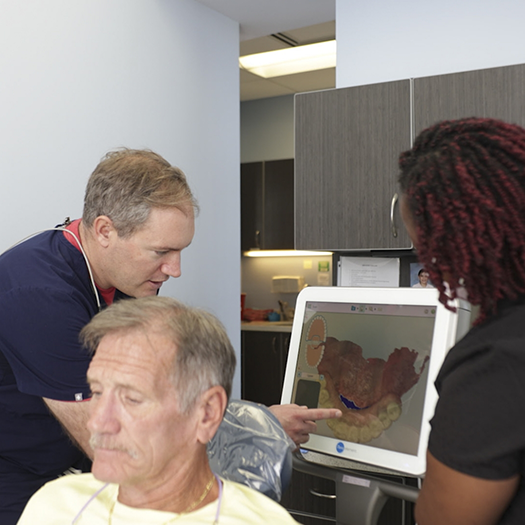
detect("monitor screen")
(281, 286), (471, 476)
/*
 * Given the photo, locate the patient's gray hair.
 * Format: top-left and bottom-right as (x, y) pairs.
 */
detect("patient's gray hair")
(80, 296), (236, 413)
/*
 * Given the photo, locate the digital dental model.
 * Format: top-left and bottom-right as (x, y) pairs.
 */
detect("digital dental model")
(305, 315), (429, 444)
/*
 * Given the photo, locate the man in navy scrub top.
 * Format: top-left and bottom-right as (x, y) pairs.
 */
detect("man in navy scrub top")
(0, 148), (340, 524)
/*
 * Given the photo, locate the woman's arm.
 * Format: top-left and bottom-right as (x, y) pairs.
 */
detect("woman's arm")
(415, 451), (519, 525)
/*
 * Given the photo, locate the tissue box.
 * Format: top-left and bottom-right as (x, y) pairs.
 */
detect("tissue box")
(271, 276), (305, 293)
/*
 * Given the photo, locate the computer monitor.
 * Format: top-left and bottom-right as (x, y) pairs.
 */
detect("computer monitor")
(281, 286), (472, 477)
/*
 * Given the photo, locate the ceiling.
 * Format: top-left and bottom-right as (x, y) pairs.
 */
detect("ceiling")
(239, 21), (335, 101)
(194, 0), (335, 41)
(195, 0), (336, 101)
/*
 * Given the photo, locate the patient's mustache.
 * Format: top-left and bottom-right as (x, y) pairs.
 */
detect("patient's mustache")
(89, 434), (138, 458)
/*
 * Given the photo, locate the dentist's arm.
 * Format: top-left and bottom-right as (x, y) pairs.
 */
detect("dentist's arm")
(43, 397), (93, 459)
(269, 403), (342, 447)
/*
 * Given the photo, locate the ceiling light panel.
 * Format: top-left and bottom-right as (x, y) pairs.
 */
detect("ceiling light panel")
(239, 40), (336, 79)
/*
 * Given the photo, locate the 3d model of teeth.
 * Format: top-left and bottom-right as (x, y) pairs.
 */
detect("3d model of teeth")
(319, 377), (402, 443)
(317, 338), (428, 444)
(305, 315), (327, 367)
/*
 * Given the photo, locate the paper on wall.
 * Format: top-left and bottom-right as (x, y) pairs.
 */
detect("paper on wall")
(337, 257), (400, 287)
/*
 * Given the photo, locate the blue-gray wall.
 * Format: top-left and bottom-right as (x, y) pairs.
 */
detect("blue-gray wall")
(336, 0), (525, 87)
(0, 0), (242, 397)
(241, 95), (294, 163)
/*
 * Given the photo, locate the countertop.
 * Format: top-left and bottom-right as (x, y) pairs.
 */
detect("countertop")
(241, 320), (293, 333)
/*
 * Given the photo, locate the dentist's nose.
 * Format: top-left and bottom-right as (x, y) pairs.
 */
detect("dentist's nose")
(160, 252), (182, 278)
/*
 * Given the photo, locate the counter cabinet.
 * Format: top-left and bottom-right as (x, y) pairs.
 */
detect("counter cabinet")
(241, 329), (290, 407)
(280, 468), (416, 525)
(280, 469), (336, 524)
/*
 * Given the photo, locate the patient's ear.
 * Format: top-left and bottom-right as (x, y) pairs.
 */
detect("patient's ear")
(196, 386), (228, 445)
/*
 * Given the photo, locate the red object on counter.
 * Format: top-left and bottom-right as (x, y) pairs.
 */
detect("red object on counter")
(241, 293), (246, 320)
(242, 308), (273, 322)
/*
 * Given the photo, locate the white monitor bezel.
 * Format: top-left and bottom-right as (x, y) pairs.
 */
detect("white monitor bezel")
(281, 286), (471, 477)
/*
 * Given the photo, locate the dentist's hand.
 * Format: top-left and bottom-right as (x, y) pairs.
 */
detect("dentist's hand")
(269, 403), (342, 447)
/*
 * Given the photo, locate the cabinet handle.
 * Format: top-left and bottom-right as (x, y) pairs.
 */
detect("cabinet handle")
(272, 336), (277, 354)
(255, 230), (260, 249)
(310, 489), (336, 499)
(390, 193), (399, 238)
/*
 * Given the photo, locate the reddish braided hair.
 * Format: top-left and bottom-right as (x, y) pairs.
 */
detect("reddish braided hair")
(399, 117), (525, 324)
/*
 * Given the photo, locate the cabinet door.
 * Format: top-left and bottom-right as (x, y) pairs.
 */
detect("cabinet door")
(241, 160), (295, 251)
(295, 80), (413, 250)
(241, 162), (264, 251)
(280, 470), (336, 523)
(280, 469), (415, 525)
(264, 159), (294, 249)
(414, 63), (525, 135)
(280, 333), (291, 394)
(241, 331), (289, 407)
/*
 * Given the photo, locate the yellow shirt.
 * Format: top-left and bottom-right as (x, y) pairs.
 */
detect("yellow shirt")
(17, 472), (300, 524)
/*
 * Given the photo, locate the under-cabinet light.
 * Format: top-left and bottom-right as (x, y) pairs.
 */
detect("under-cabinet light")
(239, 40), (336, 79)
(243, 250), (333, 258)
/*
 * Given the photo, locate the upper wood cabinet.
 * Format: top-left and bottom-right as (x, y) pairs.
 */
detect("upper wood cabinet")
(295, 63), (525, 252)
(295, 80), (413, 251)
(241, 159), (294, 251)
(413, 63), (525, 135)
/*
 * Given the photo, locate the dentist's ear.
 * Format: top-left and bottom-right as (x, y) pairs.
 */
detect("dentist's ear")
(92, 216), (116, 248)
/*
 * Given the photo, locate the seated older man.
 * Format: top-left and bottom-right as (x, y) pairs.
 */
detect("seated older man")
(17, 296), (300, 524)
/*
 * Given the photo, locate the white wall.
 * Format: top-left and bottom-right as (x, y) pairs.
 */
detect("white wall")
(336, 0), (525, 87)
(0, 0), (242, 397)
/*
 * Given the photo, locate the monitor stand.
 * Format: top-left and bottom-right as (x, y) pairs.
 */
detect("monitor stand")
(292, 452), (420, 525)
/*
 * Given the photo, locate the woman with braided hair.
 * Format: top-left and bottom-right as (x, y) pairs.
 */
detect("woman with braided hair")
(399, 117), (525, 525)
